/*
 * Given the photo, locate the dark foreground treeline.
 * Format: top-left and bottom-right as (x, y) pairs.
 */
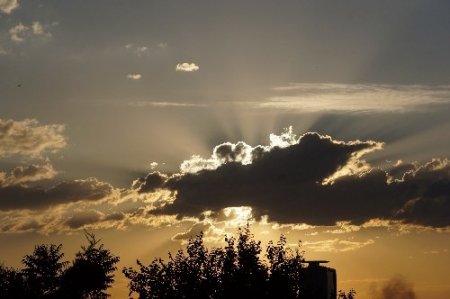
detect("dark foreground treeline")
(0, 232), (119, 299)
(0, 227), (355, 299)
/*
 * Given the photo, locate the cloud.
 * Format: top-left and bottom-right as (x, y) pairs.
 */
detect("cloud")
(254, 83), (450, 112)
(64, 210), (103, 229)
(153, 131), (384, 222)
(135, 46), (148, 55)
(127, 101), (207, 108)
(132, 171), (168, 193)
(176, 62), (199, 72)
(9, 23), (28, 42)
(0, 182), (183, 234)
(0, 47), (9, 55)
(9, 21), (52, 43)
(133, 128), (450, 228)
(124, 43), (167, 56)
(393, 159), (450, 227)
(303, 238), (374, 252)
(0, 118), (66, 158)
(0, 0), (18, 14)
(0, 177), (114, 211)
(0, 163), (57, 186)
(172, 221), (225, 245)
(126, 73), (142, 80)
(32, 22), (44, 34)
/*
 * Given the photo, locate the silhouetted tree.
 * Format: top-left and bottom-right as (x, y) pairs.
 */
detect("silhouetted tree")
(0, 232), (119, 299)
(234, 225), (268, 298)
(60, 232), (120, 299)
(266, 235), (303, 298)
(22, 244), (68, 298)
(0, 263), (27, 299)
(338, 289), (357, 299)
(123, 226), (311, 299)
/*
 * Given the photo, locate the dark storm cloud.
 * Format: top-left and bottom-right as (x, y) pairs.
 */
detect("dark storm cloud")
(135, 132), (450, 228)
(0, 177), (114, 210)
(394, 160), (450, 227)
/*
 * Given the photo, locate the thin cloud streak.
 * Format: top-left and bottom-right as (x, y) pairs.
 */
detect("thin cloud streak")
(255, 83), (450, 112)
(127, 101), (207, 108)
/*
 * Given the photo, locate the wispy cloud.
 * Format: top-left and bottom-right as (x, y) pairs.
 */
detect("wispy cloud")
(124, 42), (167, 56)
(303, 238), (375, 252)
(0, 0), (19, 14)
(157, 42), (168, 49)
(176, 62), (199, 72)
(0, 118), (66, 158)
(126, 73), (142, 80)
(127, 101), (207, 108)
(257, 83), (450, 112)
(0, 163), (57, 187)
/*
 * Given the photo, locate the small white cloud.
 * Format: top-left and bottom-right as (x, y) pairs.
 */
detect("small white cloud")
(136, 46), (148, 55)
(32, 21), (44, 34)
(9, 23), (28, 42)
(125, 43), (167, 56)
(0, 0), (19, 14)
(176, 62), (199, 72)
(126, 73), (142, 80)
(9, 21), (51, 43)
(32, 22), (52, 38)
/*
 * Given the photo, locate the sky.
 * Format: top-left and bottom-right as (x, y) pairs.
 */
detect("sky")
(1, 0), (450, 298)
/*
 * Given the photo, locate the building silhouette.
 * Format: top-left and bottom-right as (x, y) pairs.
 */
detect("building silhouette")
(301, 260), (337, 299)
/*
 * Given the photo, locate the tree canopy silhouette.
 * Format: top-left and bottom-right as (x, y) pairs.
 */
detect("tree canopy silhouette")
(59, 232), (120, 299)
(124, 225), (308, 299)
(0, 231), (119, 299)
